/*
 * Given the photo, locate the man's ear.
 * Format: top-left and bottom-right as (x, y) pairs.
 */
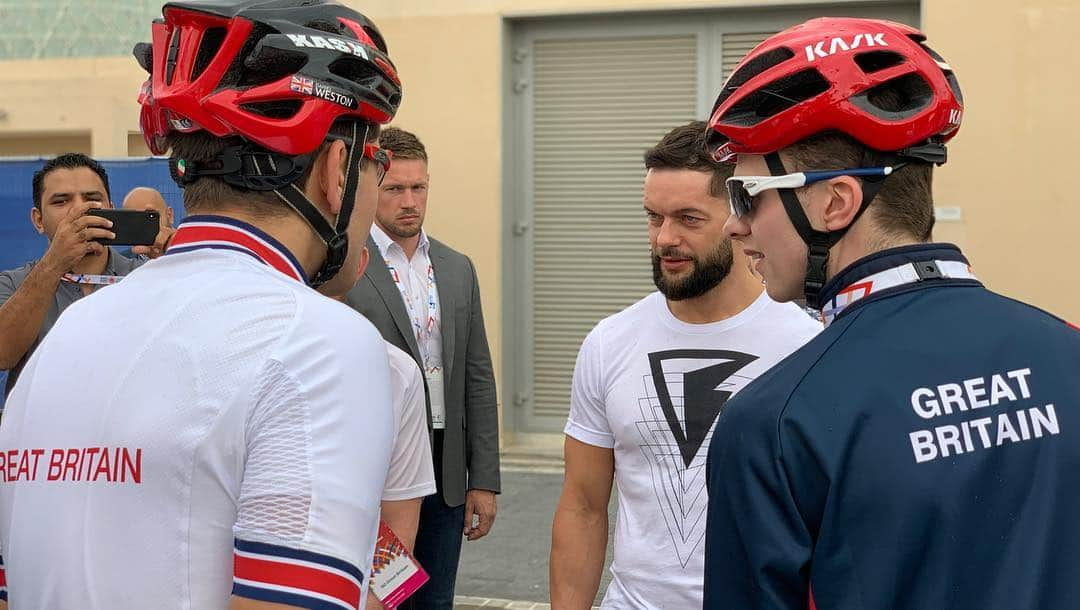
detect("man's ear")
(820, 176), (864, 232)
(357, 245), (370, 279)
(317, 139), (350, 216)
(30, 207), (45, 235)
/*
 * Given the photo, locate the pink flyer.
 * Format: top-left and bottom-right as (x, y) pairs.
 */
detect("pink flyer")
(370, 520), (429, 608)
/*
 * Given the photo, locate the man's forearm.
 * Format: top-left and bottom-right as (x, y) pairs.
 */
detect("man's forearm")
(550, 504), (608, 609)
(0, 261), (63, 369)
(380, 498), (422, 552)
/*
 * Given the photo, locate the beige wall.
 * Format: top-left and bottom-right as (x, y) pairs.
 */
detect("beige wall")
(0, 57), (144, 158)
(0, 132), (91, 157)
(924, 0), (1080, 321)
(361, 0), (872, 18)
(128, 132), (152, 157)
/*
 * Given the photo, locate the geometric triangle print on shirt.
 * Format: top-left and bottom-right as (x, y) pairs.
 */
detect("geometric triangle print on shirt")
(647, 349), (758, 468)
(637, 349), (758, 567)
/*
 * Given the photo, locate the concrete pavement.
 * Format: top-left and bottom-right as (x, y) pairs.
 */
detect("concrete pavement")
(452, 467), (616, 608)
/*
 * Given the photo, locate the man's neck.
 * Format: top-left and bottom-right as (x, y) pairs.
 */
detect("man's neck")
(666, 265), (764, 325)
(200, 208), (328, 280)
(826, 225), (922, 282)
(374, 222), (422, 260)
(396, 234), (422, 260)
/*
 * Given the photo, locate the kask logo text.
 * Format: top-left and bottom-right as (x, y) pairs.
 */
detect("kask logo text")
(805, 33), (889, 61)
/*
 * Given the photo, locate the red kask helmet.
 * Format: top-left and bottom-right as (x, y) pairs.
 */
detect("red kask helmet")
(135, 0), (402, 156)
(707, 17), (963, 162)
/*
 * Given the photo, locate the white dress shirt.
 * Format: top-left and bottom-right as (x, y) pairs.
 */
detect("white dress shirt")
(371, 223), (446, 428)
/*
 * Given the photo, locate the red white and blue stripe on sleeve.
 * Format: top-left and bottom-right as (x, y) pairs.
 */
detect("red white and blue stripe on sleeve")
(0, 554), (7, 601)
(233, 538), (365, 610)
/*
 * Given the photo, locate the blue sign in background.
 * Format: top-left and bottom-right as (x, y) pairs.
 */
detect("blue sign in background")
(0, 157), (183, 406)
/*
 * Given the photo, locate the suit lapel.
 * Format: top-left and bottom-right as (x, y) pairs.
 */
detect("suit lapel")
(430, 240), (456, 384)
(365, 236), (423, 361)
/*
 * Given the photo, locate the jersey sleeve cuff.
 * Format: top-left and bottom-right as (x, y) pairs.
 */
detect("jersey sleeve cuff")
(232, 537), (364, 610)
(0, 554), (7, 602)
(381, 481), (437, 502)
(565, 420), (615, 449)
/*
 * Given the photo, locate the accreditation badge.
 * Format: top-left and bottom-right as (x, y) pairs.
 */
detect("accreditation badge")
(426, 367), (446, 429)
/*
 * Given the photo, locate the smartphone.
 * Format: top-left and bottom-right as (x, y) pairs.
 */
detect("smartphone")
(86, 209), (161, 246)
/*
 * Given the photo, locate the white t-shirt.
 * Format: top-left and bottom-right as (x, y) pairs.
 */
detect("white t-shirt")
(383, 342), (436, 501)
(0, 217), (395, 610)
(565, 291), (821, 609)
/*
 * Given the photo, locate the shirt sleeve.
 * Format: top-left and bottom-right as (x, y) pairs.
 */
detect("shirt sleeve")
(0, 269), (20, 310)
(564, 325), (614, 448)
(382, 343), (436, 501)
(231, 324), (394, 610)
(703, 393), (817, 610)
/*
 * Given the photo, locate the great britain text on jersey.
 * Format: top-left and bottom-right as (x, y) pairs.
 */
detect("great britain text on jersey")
(908, 367), (1061, 463)
(0, 447), (142, 483)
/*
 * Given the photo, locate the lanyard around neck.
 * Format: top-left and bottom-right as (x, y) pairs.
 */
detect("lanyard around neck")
(62, 273), (125, 286)
(384, 251), (439, 364)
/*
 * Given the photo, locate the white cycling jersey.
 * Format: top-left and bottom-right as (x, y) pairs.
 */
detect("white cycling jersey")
(0, 215), (395, 610)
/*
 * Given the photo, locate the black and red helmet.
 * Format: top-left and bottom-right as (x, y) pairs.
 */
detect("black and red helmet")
(707, 17), (963, 162)
(136, 0), (402, 156)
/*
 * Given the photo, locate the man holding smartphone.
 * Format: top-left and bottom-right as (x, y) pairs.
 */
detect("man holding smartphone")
(0, 153), (164, 398)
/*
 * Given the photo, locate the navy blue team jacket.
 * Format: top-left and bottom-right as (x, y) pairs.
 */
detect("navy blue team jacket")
(703, 243), (1080, 609)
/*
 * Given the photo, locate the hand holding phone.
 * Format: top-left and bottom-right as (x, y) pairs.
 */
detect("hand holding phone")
(41, 200), (114, 272)
(86, 209), (160, 246)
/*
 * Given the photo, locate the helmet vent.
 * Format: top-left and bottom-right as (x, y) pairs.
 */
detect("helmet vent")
(307, 17), (384, 51)
(714, 47), (796, 111)
(850, 72), (933, 120)
(918, 42), (964, 105)
(240, 100), (303, 119)
(191, 27), (227, 82)
(239, 46), (307, 87)
(328, 56), (380, 84)
(854, 50), (905, 74)
(720, 68), (829, 127)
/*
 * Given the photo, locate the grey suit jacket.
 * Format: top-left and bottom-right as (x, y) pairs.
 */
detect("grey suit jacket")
(345, 235), (500, 507)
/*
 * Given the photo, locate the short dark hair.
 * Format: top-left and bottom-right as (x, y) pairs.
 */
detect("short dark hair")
(33, 153), (111, 209)
(167, 121), (379, 216)
(378, 127), (427, 162)
(783, 133), (935, 242)
(643, 121), (732, 198)
(781, 86), (936, 242)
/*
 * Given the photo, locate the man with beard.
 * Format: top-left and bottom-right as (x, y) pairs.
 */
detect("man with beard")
(549, 121), (820, 609)
(344, 127), (499, 609)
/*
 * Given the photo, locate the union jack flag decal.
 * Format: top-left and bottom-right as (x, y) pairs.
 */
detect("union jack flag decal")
(290, 75), (314, 95)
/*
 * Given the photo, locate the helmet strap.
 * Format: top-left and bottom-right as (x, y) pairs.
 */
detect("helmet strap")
(169, 145), (309, 191)
(270, 120), (368, 288)
(163, 121), (371, 289)
(764, 150), (893, 309)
